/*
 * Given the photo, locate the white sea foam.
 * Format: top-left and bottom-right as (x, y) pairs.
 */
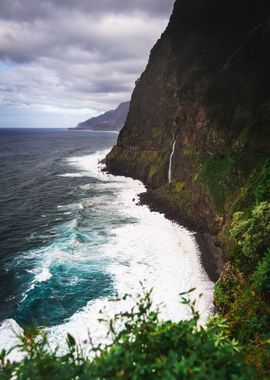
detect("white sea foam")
(46, 151), (214, 354)
(59, 173), (88, 178)
(0, 319), (24, 362)
(1, 149), (214, 360)
(35, 267), (52, 282)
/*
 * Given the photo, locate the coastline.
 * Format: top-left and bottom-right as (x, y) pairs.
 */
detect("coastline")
(104, 155), (221, 283)
(139, 190), (221, 283)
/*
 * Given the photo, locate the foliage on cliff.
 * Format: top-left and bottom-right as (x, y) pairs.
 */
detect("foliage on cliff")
(1, 0), (269, 378)
(105, 0), (270, 377)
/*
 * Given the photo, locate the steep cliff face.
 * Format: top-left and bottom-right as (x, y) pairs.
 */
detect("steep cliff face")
(106, 0), (270, 278)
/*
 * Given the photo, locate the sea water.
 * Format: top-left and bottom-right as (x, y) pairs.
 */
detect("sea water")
(0, 128), (213, 357)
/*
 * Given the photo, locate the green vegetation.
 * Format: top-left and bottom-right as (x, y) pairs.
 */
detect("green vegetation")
(6, 88), (268, 380)
(195, 154), (270, 214)
(155, 181), (188, 208)
(148, 150), (170, 184)
(195, 153), (238, 212)
(104, 0), (270, 377)
(215, 202), (270, 336)
(253, 250), (270, 297)
(2, 101), (270, 380)
(193, 149), (270, 376)
(214, 202), (270, 372)
(2, 1), (270, 377)
(0, 290), (264, 380)
(230, 202), (270, 269)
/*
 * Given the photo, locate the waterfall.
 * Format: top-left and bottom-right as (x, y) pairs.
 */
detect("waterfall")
(168, 140), (176, 183)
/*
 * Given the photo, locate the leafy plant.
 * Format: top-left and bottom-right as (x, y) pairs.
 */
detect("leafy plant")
(230, 202), (270, 267)
(252, 250), (270, 297)
(0, 290), (261, 380)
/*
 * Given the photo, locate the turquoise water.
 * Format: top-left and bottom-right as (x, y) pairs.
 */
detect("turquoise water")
(0, 129), (118, 325)
(0, 129), (213, 356)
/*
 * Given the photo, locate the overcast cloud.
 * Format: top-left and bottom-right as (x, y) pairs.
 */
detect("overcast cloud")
(0, 0), (175, 127)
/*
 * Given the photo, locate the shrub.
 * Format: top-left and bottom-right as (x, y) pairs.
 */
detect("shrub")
(252, 250), (270, 297)
(230, 202), (270, 267)
(0, 291), (260, 380)
(214, 274), (238, 314)
(255, 160), (270, 203)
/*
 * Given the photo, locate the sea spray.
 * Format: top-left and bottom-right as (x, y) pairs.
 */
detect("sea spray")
(168, 140), (176, 183)
(0, 148), (214, 359)
(46, 150), (214, 355)
(0, 319), (24, 361)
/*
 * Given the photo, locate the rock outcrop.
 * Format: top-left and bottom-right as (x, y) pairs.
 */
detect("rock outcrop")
(72, 101), (130, 132)
(106, 0), (270, 280)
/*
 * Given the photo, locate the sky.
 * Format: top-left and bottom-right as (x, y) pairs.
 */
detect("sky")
(0, 0), (175, 128)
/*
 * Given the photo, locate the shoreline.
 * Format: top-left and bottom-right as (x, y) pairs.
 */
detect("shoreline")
(139, 190), (221, 283)
(103, 159), (222, 284)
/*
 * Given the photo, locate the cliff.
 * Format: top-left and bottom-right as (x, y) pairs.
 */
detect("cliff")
(106, 0), (270, 281)
(72, 101), (130, 132)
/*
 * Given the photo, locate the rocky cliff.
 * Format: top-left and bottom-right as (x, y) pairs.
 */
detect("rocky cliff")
(72, 101), (130, 132)
(106, 0), (270, 281)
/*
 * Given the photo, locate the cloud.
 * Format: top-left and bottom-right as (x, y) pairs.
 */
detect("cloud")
(0, 0), (175, 126)
(0, 1), (174, 21)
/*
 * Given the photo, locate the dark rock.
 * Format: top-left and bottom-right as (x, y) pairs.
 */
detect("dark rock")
(71, 101), (130, 132)
(106, 0), (270, 281)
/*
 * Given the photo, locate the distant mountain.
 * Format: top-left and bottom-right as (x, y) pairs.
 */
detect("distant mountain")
(72, 101), (130, 132)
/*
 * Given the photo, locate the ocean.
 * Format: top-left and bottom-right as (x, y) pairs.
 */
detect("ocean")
(0, 128), (213, 356)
